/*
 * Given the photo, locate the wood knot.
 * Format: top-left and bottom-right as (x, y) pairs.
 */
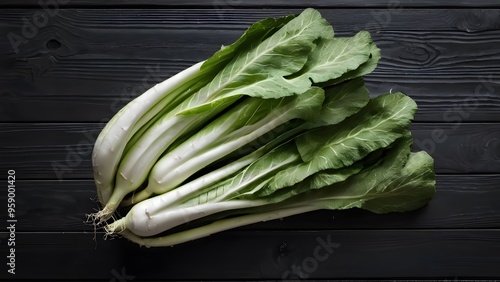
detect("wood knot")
(399, 42), (438, 66)
(46, 39), (62, 50)
(446, 10), (500, 33)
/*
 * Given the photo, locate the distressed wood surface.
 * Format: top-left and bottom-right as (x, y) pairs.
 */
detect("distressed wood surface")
(2, 9), (499, 32)
(0, 4), (499, 281)
(2, 0), (500, 7)
(0, 230), (499, 280)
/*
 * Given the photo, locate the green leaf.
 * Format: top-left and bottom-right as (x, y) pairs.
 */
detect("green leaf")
(253, 134), (405, 202)
(297, 135), (411, 210)
(303, 134), (435, 214)
(285, 87), (326, 122)
(325, 41), (381, 86)
(252, 162), (363, 202)
(361, 151), (436, 214)
(298, 92), (417, 162)
(269, 92), (417, 190)
(178, 14), (299, 117)
(201, 15), (296, 73)
(310, 77), (370, 127)
(290, 31), (374, 85)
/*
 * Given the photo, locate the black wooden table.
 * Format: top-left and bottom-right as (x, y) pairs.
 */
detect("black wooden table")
(1, 1), (500, 281)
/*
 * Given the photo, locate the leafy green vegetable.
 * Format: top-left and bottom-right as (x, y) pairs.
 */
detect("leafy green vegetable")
(93, 8), (436, 247)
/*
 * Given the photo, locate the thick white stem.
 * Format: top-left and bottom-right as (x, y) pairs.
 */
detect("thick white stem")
(124, 150), (256, 208)
(119, 205), (318, 247)
(92, 61), (204, 205)
(149, 111), (291, 194)
(116, 115), (195, 187)
(124, 200), (267, 237)
(115, 95), (240, 200)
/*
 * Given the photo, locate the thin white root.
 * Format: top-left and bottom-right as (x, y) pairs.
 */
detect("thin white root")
(87, 206), (114, 226)
(85, 207), (116, 243)
(103, 225), (120, 240)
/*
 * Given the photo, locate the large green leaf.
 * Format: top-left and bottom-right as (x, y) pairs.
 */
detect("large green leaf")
(201, 15), (295, 73)
(266, 134), (413, 211)
(290, 31), (374, 86)
(251, 162), (363, 202)
(269, 92), (417, 190)
(361, 151), (436, 214)
(326, 42), (381, 86)
(298, 92), (417, 161)
(304, 135), (435, 214)
(251, 135), (402, 202)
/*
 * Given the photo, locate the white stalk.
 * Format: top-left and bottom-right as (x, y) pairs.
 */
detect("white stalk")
(143, 103), (247, 183)
(121, 149), (256, 207)
(115, 199), (268, 237)
(110, 205), (318, 247)
(97, 115), (198, 221)
(92, 61), (204, 205)
(148, 111), (292, 196)
(102, 95), (240, 220)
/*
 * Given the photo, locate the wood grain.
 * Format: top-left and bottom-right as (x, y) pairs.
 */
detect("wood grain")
(12, 175), (500, 232)
(0, 230), (499, 280)
(0, 123), (498, 180)
(410, 123), (500, 173)
(1, 0), (500, 8)
(1, 9), (500, 122)
(2, 9), (500, 32)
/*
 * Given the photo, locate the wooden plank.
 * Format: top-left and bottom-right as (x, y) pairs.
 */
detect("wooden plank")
(410, 123), (500, 173)
(1, 0), (500, 8)
(0, 123), (498, 180)
(11, 175), (500, 232)
(0, 230), (499, 280)
(1, 9), (500, 122)
(3, 9), (500, 32)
